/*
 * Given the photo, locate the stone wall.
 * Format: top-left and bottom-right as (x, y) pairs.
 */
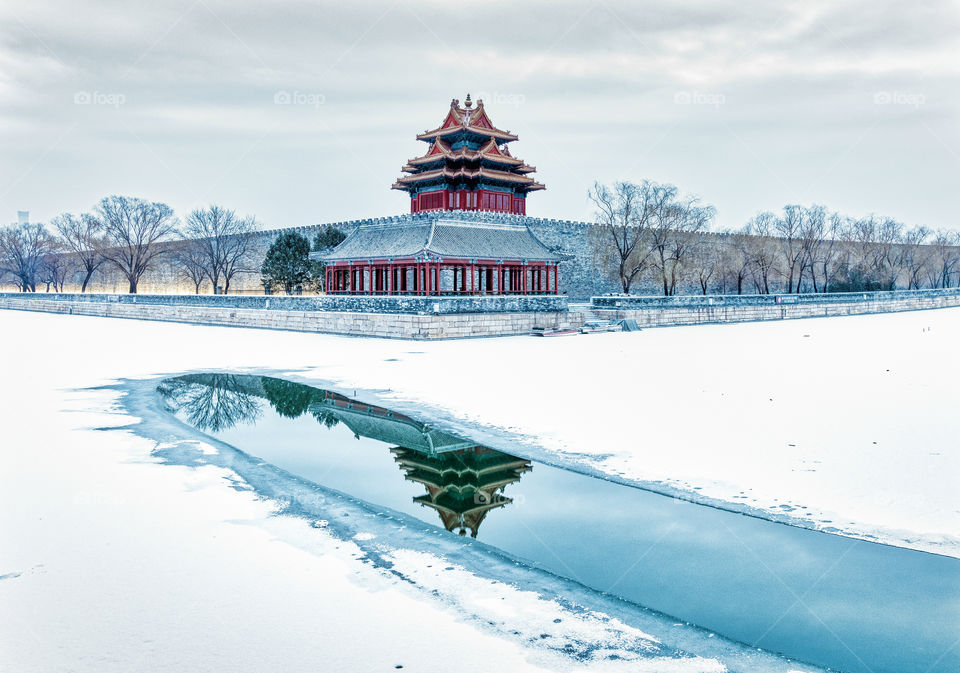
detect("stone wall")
(590, 288), (960, 326)
(12, 210), (960, 300)
(0, 293), (581, 339)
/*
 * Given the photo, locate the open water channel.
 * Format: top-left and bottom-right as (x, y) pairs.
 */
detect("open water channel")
(156, 373), (960, 673)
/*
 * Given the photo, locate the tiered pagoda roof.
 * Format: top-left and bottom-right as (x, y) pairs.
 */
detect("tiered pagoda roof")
(391, 446), (532, 537)
(393, 95), (544, 214)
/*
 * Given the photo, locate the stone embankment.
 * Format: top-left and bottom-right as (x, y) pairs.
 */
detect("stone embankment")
(3, 288), (958, 339)
(590, 288), (960, 326)
(0, 293), (580, 339)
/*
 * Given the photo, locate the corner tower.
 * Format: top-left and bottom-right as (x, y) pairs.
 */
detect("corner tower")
(392, 94), (545, 214)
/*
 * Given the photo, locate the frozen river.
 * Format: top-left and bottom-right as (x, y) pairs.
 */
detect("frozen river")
(159, 373), (960, 673)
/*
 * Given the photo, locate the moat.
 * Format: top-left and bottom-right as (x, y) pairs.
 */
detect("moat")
(156, 373), (960, 673)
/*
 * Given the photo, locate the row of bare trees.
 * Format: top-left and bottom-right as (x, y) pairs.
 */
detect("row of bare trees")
(589, 180), (717, 295)
(591, 180), (960, 295)
(0, 196), (260, 294)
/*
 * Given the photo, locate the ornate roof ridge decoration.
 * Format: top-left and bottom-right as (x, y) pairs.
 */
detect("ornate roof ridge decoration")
(416, 97), (518, 142)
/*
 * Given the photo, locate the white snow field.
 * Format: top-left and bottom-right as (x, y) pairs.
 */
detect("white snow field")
(1, 305), (957, 672)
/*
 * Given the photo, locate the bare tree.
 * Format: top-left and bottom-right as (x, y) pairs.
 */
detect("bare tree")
(773, 205), (806, 293)
(40, 242), (72, 292)
(51, 213), (106, 292)
(589, 180), (675, 293)
(172, 239), (210, 294)
(693, 241), (720, 294)
(744, 212), (777, 293)
(95, 195), (177, 293)
(182, 206), (259, 294)
(795, 205), (828, 292)
(650, 197), (714, 295)
(809, 213), (847, 293)
(926, 229), (960, 288)
(899, 226), (931, 290)
(718, 227), (754, 294)
(0, 222), (56, 292)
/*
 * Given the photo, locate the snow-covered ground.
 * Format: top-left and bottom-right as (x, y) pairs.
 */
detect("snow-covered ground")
(2, 306), (957, 671)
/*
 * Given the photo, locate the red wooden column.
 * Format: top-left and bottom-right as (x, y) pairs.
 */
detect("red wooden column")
(470, 264), (476, 295)
(498, 265), (504, 294)
(522, 265), (528, 294)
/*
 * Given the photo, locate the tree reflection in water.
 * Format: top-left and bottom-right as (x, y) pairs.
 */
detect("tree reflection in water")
(158, 374), (339, 431)
(158, 374), (530, 537)
(158, 374), (263, 432)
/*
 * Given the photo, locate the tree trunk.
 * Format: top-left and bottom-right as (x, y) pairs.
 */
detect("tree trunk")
(128, 278), (138, 294)
(81, 269), (93, 293)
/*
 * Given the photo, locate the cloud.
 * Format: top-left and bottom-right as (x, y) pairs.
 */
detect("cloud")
(0, 0), (958, 229)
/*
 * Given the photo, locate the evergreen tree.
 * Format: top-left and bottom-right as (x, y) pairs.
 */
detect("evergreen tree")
(312, 225), (346, 252)
(260, 231), (312, 294)
(310, 225), (346, 292)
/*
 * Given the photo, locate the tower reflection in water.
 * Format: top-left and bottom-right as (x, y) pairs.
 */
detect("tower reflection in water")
(158, 374), (531, 537)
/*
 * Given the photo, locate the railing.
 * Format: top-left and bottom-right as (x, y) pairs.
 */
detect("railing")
(591, 287), (960, 309)
(0, 291), (569, 315)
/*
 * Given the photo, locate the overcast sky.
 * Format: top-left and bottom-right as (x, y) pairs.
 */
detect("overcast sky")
(2, 0), (959, 231)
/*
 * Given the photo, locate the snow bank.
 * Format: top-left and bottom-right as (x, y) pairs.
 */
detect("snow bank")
(2, 305), (955, 670)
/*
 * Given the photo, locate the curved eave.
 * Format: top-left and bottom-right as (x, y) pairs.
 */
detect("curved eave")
(406, 150), (525, 168)
(417, 126), (518, 142)
(402, 157), (533, 174)
(391, 167), (544, 189)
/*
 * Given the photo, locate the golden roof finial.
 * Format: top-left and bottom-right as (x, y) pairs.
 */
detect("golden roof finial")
(464, 93), (473, 108)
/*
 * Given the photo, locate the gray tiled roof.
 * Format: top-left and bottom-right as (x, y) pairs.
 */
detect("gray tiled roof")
(310, 402), (475, 454)
(315, 213), (560, 262)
